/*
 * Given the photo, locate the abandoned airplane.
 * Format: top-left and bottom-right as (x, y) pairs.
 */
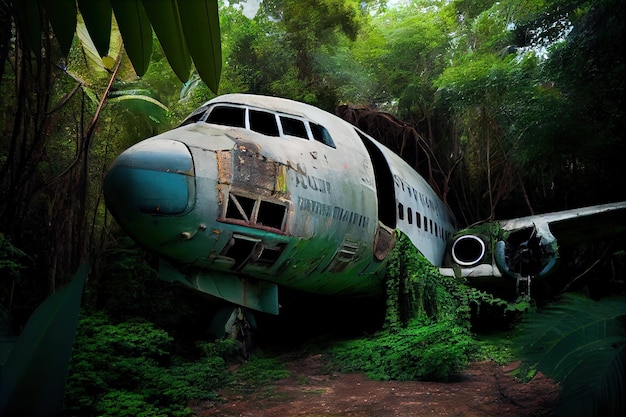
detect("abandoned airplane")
(103, 94), (626, 315)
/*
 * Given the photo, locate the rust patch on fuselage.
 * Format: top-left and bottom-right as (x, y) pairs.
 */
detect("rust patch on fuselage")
(219, 140), (290, 199)
(216, 140), (292, 235)
(217, 151), (232, 185)
(232, 142), (279, 196)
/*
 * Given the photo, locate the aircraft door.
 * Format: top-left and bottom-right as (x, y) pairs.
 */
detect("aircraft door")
(356, 130), (397, 260)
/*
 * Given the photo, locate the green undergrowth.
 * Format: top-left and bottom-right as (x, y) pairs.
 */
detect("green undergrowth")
(330, 231), (514, 381)
(62, 231), (523, 415)
(63, 312), (233, 417)
(63, 311), (296, 416)
(228, 355), (291, 393)
(472, 331), (517, 365)
(331, 318), (475, 381)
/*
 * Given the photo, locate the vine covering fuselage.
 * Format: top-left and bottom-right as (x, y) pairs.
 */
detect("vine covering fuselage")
(103, 94), (626, 314)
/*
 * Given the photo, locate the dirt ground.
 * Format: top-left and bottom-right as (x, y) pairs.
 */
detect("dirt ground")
(191, 352), (559, 417)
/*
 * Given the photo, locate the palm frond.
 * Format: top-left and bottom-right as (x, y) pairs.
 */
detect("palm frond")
(518, 294), (626, 417)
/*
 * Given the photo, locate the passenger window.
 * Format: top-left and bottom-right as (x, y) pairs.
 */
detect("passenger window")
(407, 208), (413, 225)
(310, 123), (336, 148)
(398, 203), (404, 220)
(416, 212), (421, 228)
(206, 106), (246, 128)
(280, 116), (308, 139)
(250, 110), (280, 136)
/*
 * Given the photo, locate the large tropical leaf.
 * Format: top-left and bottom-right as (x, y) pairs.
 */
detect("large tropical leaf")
(0, 262), (89, 416)
(77, 0), (112, 58)
(76, 14), (110, 73)
(177, 0), (222, 93)
(13, 0), (222, 93)
(108, 89), (170, 123)
(519, 294), (626, 417)
(141, 0), (192, 83)
(41, 0), (77, 56)
(110, 0), (152, 76)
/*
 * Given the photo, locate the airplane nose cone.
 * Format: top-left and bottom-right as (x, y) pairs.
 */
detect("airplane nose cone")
(104, 139), (195, 220)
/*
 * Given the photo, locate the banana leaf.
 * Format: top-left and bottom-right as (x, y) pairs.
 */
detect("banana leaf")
(108, 92), (170, 123)
(77, 0), (112, 57)
(178, 0), (222, 93)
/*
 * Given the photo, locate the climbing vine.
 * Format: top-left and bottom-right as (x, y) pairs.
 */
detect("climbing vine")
(332, 231), (523, 381)
(332, 232), (474, 381)
(384, 231), (467, 330)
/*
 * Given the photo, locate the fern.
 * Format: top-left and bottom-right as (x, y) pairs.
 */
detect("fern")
(518, 294), (626, 417)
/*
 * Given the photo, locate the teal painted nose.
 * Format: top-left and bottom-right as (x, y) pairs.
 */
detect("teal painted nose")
(104, 139), (195, 219)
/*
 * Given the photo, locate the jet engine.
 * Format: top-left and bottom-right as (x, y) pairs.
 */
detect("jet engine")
(442, 221), (560, 296)
(450, 234), (487, 267)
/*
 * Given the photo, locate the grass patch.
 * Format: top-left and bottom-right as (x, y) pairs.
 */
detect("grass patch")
(471, 331), (518, 365)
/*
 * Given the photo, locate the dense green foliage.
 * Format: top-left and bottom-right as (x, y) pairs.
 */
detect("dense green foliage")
(517, 294), (626, 417)
(61, 309), (295, 416)
(332, 232), (479, 381)
(63, 312), (231, 416)
(384, 232), (469, 328)
(332, 319), (475, 381)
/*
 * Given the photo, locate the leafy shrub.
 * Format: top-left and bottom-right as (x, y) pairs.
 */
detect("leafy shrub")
(96, 391), (166, 417)
(332, 318), (476, 381)
(63, 312), (230, 416)
(384, 231), (494, 329)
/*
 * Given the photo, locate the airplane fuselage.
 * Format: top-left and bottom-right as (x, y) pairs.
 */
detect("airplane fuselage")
(104, 94), (456, 314)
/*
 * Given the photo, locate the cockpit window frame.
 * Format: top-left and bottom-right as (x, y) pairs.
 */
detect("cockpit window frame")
(249, 109), (281, 137)
(279, 115), (309, 140)
(179, 105), (210, 126)
(309, 122), (336, 148)
(205, 105), (247, 128)
(190, 103), (337, 149)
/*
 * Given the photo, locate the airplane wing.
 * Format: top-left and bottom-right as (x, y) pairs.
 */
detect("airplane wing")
(498, 201), (626, 244)
(440, 201), (626, 288)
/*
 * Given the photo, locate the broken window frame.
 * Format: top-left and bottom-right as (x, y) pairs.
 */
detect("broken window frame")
(220, 187), (290, 234)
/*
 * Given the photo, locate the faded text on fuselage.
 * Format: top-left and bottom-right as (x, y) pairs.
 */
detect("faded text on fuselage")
(297, 196), (369, 229)
(295, 173), (331, 194)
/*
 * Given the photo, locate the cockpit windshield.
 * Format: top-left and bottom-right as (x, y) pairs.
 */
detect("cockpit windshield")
(206, 106), (246, 128)
(181, 104), (336, 149)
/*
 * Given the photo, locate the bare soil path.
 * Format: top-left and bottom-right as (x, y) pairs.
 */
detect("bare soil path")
(192, 352), (559, 417)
